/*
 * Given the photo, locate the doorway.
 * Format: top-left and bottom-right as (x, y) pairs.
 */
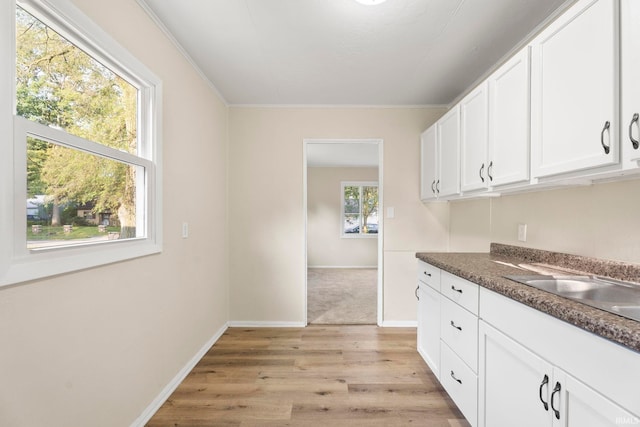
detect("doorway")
(303, 139), (383, 325)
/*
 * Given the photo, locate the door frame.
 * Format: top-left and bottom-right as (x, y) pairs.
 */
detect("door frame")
(303, 138), (384, 326)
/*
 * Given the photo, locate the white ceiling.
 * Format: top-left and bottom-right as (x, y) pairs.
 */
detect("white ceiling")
(138, 0), (571, 106)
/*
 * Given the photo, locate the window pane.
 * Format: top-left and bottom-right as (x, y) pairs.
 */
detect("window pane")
(362, 186), (378, 234)
(27, 137), (142, 249)
(363, 212), (378, 234)
(16, 7), (138, 154)
(344, 214), (360, 234)
(344, 186), (360, 214)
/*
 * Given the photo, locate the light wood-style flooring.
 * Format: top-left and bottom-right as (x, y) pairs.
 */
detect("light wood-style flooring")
(147, 326), (469, 426)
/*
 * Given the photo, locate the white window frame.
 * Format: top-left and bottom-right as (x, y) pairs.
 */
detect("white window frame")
(340, 181), (379, 239)
(0, 0), (163, 287)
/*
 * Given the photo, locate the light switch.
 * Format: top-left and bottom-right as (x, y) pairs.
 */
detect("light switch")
(182, 222), (189, 238)
(387, 207), (395, 218)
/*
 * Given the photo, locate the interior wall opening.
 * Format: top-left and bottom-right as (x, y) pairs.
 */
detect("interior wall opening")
(304, 139), (383, 325)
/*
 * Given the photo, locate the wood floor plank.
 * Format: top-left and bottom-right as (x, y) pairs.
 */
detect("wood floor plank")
(146, 326), (469, 427)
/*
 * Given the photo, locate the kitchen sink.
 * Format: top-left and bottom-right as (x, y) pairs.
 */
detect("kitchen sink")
(504, 275), (640, 322)
(611, 305), (640, 318)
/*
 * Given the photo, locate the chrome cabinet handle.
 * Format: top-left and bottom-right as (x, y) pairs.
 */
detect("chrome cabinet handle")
(539, 374), (549, 411)
(488, 161), (493, 181)
(435, 180), (440, 194)
(601, 121), (611, 154)
(479, 163), (485, 183)
(450, 370), (462, 384)
(431, 180), (436, 194)
(551, 381), (561, 420)
(450, 320), (462, 331)
(415, 285), (419, 301)
(630, 113), (639, 150)
(451, 285), (463, 294)
(423, 271), (431, 277)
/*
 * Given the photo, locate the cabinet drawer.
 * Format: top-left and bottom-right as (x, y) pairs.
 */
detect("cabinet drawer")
(441, 342), (478, 426)
(417, 260), (440, 291)
(441, 296), (479, 372)
(441, 271), (479, 315)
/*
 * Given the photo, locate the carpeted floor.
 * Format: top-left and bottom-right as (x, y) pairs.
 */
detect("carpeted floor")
(307, 268), (377, 325)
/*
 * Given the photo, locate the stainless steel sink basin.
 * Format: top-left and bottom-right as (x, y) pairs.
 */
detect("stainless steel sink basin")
(611, 305), (640, 318)
(504, 275), (640, 322)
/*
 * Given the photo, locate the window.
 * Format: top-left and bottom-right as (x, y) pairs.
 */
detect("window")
(341, 182), (378, 237)
(0, 1), (162, 286)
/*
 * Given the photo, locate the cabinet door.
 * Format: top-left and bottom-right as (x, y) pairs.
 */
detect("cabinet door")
(552, 369), (636, 427)
(488, 47), (531, 186)
(479, 321), (552, 427)
(621, 0), (640, 166)
(460, 83), (489, 192)
(531, 0), (619, 178)
(437, 106), (461, 197)
(417, 282), (440, 378)
(420, 126), (438, 200)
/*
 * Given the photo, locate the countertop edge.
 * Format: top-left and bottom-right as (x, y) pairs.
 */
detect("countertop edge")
(415, 251), (640, 354)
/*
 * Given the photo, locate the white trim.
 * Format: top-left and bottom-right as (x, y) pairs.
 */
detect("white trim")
(303, 141), (308, 326)
(134, 0), (228, 106)
(231, 104), (447, 109)
(130, 322), (229, 427)
(228, 321), (307, 328)
(2, 0), (163, 287)
(381, 320), (417, 328)
(307, 265), (378, 269)
(377, 141), (384, 327)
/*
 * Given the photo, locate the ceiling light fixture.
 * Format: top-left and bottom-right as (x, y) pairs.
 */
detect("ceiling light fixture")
(354, 0), (388, 5)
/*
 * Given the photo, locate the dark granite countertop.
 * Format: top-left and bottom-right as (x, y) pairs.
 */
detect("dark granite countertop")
(415, 243), (640, 353)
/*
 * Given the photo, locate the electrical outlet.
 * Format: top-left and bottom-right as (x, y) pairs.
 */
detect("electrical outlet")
(517, 223), (527, 242)
(182, 222), (189, 238)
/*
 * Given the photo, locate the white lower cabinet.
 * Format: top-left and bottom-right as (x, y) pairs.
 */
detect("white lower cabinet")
(417, 261), (479, 426)
(479, 287), (639, 427)
(556, 370), (636, 427)
(479, 320), (635, 427)
(417, 282), (440, 378)
(441, 342), (478, 425)
(418, 262), (640, 427)
(479, 320), (554, 426)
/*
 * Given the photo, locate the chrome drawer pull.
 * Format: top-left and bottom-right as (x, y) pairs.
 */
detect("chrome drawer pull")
(450, 320), (462, 331)
(451, 285), (463, 294)
(423, 271), (431, 277)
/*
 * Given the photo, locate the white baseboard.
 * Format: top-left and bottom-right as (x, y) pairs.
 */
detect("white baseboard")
(228, 320), (306, 327)
(130, 322), (229, 427)
(381, 320), (417, 327)
(308, 265), (377, 269)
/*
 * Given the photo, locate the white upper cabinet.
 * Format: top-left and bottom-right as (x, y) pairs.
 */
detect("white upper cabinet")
(488, 48), (531, 187)
(621, 0), (640, 167)
(460, 47), (531, 194)
(460, 83), (489, 192)
(421, 107), (461, 201)
(437, 106), (461, 198)
(531, 0), (619, 179)
(420, 125), (438, 200)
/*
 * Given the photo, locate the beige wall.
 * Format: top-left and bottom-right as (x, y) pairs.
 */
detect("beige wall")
(229, 107), (448, 324)
(307, 167), (378, 267)
(449, 179), (640, 264)
(0, 1), (229, 426)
